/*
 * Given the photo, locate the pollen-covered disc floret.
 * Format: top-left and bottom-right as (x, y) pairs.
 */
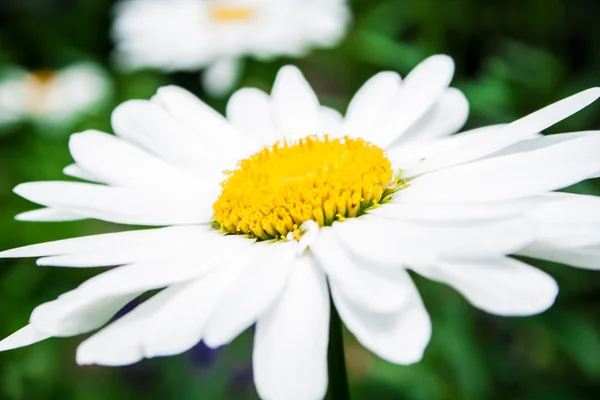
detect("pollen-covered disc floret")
(213, 135), (401, 240)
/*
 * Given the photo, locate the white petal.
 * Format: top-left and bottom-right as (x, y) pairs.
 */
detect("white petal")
(389, 124), (508, 173)
(0, 225), (208, 259)
(226, 87), (277, 146)
(31, 291), (138, 337)
(76, 254), (256, 366)
(203, 241), (297, 347)
(483, 130), (585, 159)
(69, 130), (200, 191)
(405, 88), (600, 176)
(344, 71), (402, 137)
(393, 87), (469, 146)
(310, 227), (411, 313)
(153, 85), (257, 159)
(528, 192), (600, 223)
(371, 200), (535, 222)
(29, 236), (254, 337)
(14, 181), (216, 226)
(36, 233), (202, 268)
(76, 289), (176, 366)
(63, 163), (99, 182)
(320, 106), (344, 135)
(526, 193), (600, 247)
(270, 66), (322, 140)
(531, 223), (600, 248)
(519, 243), (600, 270)
(253, 255), (329, 400)
(141, 252), (261, 358)
(330, 217), (434, 267)
(370, 55), (455, 148)
(74, 235), (254, 298)
(0, 325), (51, 351)
(111, 98), (233, 172)
(399, 133), (600, 203)
(16, 208), (84, 222)
(202, 58), (242, 98)
(332, 276), (431, 365)
(333, 216), (534, 264)
(418, 258), (558, 316)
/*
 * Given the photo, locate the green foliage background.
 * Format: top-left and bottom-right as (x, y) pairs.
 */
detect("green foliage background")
(1, 0), (600, 399)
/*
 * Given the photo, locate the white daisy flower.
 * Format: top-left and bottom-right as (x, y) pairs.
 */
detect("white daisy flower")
(0, 63), (111, 131)
(112, 0), (350, 96)
(1, 55), (600, 400)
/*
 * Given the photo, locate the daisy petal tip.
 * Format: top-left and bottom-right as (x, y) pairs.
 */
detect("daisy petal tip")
(201, 334), (226, 350)
(68, 130), (95, 146)
(12, 183), (28, 197)
(62, 164), (78, 177)
(427, 54), (455, 73)
(154, 84), (191, 99)
(0, 325), (51, 352)
(14, 213), (32, 222)
(35, 258), (53, 267)
(586, 86), (600, 100)
(277, 64), (302, 77)
(570, 87), (600, 107)
(76, 343), (142, 367)
(512, 271), (559, 317)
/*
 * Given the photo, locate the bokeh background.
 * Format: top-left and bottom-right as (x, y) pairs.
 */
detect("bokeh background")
(1, 0), (600, 399)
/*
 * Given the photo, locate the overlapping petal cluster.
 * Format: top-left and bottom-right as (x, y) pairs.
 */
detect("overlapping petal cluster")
(0, 63), (110, 128)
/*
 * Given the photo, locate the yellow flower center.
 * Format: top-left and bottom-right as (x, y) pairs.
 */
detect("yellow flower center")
(209, 5), (255, 22)
(213, 135), (402, 241)
(25, 70), (57, 114)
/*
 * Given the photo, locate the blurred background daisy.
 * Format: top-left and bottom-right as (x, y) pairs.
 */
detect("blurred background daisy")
(112, 0), (351, 96)
(0, 0), (600, 399)
(0, 63), (111, 136)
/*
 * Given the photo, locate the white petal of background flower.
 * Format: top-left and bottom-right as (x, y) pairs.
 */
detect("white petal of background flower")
(112, 0), (350, 75)
(43, 63), (111, 122)
(202, 57), (243, 97)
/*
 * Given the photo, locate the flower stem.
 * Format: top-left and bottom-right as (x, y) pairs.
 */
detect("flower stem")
(327, 295), (350, 400)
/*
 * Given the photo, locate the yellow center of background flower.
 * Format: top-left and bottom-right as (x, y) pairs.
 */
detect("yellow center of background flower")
(213, 135), (399, 241)
(209, 5), (255, 22)
(25, 70), (57, 114)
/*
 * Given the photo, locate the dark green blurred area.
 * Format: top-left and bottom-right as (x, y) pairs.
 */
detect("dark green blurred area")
(1, 0), (600, 399)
